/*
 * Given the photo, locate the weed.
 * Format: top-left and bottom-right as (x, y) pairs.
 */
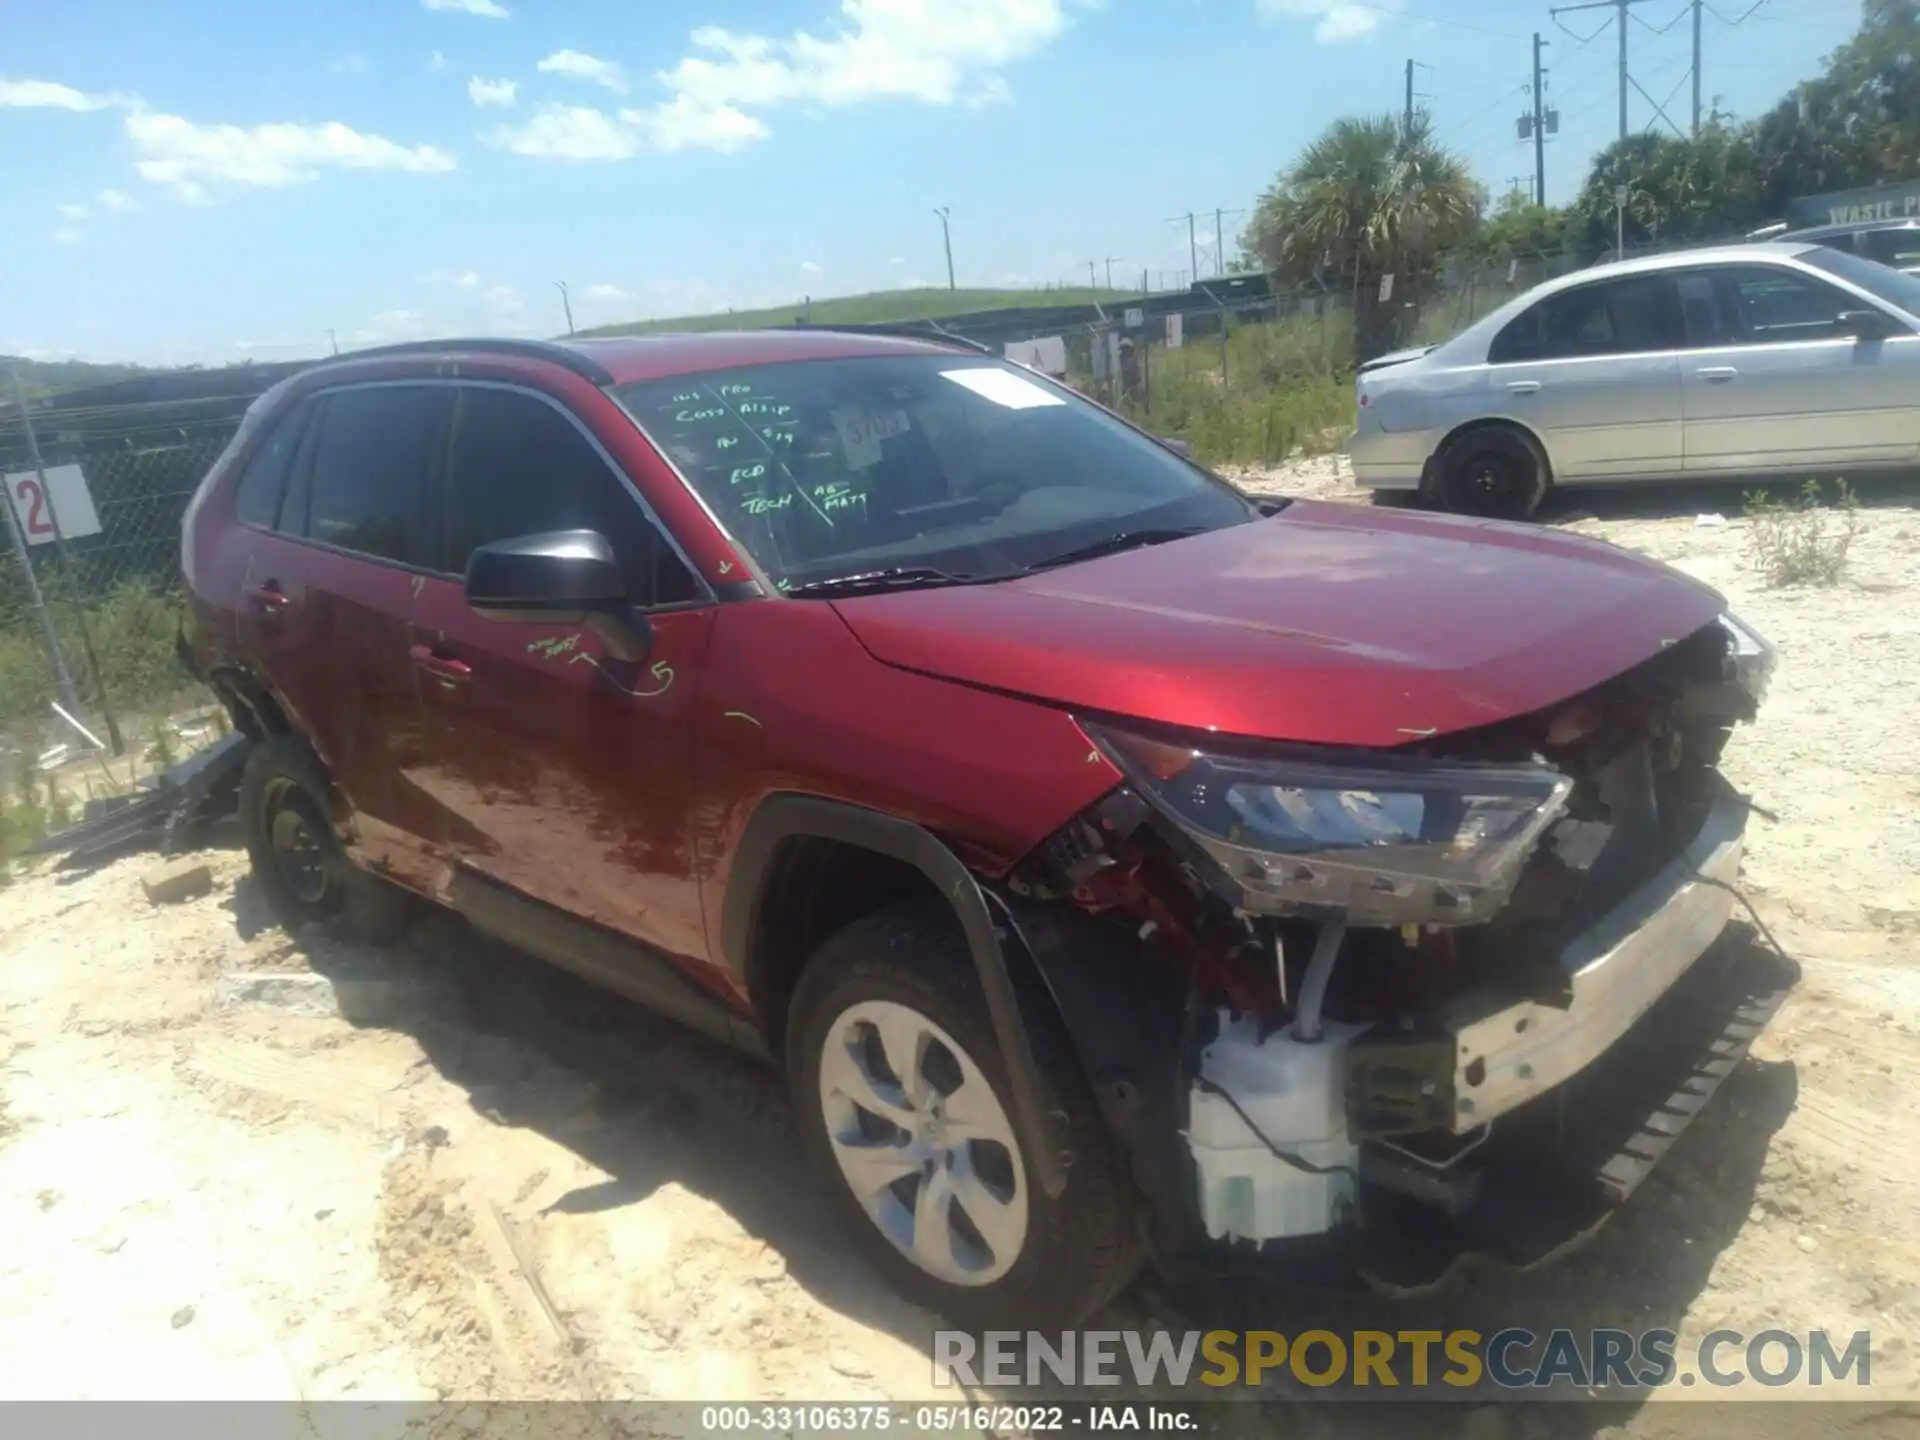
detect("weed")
(145, 721), (178, 772)
(1743, 478), (1861, 587)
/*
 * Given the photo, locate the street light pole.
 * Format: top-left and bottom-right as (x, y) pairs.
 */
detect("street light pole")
(555, 281), (575, 335)
(933, 208), (955, 291)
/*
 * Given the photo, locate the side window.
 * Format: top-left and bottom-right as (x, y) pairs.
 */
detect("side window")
(443, 386), (702, 608)
(1860, 229), (1920, 271)
(232, 402), (312, 528)
(294, 386), (447, 566)
(1723, 266), (1852, 344)
(1489, 275), (1681, 362)
(1674, 272), (1730, 348)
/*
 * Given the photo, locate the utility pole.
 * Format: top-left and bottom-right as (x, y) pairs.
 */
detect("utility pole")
(1213, 208), (1244, 278)
(327, 328), (338, 356)
(1103, 256), (1120, 291)
(1086, 260), (1098, 288)
(1405, 58), (1415, 135)
(933, 207), (955, 291)
(1691, 0), (1703, 134)
(1551, 0), (1653, 142)
(1532, 32), (1549, 207)
(554, 280), (575, 335)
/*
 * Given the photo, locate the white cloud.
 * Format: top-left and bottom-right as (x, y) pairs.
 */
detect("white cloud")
(581, 283), (629, 301)
(627, 93), (767, 153)
(1256, 0), (1397, 43)
(500, 1), (1071, 161)
(126, 111), (457, 195)
(329, 55), (373, 75)
(489, 104), (642, 161)
(350, 308), (436, 345)
(52, 227), (86, 245)
(889, 256), (906, 265)
(468, 76), (519, 106)
(485, 283), (523, 310)
(422, 0), (509, 18)
(57, 202), (90, 220)
(800, 260), (822, 275)
(426, 268), (484, 288)
(97, 188), (140, 212)
(428, 51), (454, 74)
(537, 50), (628, 93)
(0, 78), (127, 110)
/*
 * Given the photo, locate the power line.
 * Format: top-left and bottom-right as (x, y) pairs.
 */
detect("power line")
(1550, 0), (1659, 141)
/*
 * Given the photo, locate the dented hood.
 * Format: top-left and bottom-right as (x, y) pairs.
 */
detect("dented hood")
(829, 500), (1726, 748)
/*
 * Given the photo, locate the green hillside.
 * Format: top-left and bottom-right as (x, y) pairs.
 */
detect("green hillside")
(577, 285), (1139, 338)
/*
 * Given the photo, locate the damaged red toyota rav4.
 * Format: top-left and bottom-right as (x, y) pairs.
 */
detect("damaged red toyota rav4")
(180, 329), (1791, 1327)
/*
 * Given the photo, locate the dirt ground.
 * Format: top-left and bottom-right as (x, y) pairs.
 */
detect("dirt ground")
(2, 463), (1918, 1436)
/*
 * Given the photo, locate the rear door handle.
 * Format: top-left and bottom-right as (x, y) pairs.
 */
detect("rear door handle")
(1506, 380), (1541, 394)
(410, 644), (473, 684)
(244, 582), (289, 614)
(1697, 366), (1739, 381)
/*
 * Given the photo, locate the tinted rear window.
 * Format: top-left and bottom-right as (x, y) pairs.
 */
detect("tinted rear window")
(295, 386), (447, 566)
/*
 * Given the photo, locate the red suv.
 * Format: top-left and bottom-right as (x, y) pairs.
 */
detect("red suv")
(181, 330), (1788, 1328)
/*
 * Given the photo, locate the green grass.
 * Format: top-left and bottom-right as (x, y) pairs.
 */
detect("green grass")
(577, 285), (1138, 337)
(0, 578), (188, 733)
(1103, 310), (1356, 468)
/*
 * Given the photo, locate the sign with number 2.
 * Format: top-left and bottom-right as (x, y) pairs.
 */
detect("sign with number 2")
(3, 464), (102, 547)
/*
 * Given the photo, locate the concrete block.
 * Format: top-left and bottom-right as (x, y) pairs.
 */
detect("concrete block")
(141, 858), (213, 906)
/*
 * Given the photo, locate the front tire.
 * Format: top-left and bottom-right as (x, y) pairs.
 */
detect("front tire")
(239, 736), (417, 945)
(1429, 425), (1549, 520)
(786, 900), (1139, 1329)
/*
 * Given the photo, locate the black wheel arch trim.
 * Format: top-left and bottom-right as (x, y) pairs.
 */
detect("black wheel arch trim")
(722, 794), (1069, 1199)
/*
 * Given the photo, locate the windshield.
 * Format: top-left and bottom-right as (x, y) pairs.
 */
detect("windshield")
(1800, 244), (1920, 315)
(610, 355), (1254, 590)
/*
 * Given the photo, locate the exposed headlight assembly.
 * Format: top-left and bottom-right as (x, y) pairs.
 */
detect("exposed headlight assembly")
(1085, 723), (1573, 928)
(1717, 610), (1776, 708)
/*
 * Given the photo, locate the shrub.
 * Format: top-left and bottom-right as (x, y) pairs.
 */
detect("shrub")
(1743, 478), (1861, 587)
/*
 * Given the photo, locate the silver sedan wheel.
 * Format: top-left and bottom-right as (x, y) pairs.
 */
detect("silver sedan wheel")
(818, 999), (1030, 1287)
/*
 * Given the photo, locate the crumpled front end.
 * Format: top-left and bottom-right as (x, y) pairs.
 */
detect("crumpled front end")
(1002, 611), (1795, 1285)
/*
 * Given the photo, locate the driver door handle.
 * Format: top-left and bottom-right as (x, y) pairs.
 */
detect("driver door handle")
(244, 581), (289, 614)
(1697, 366), (1739, 381)
(1506, 380), (1541, 394)
(410, 644), (473, 685)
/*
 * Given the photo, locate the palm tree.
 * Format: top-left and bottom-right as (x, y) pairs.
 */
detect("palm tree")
(1245, 114), (1480, 362)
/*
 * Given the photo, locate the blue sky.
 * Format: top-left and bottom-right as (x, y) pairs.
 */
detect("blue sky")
(0, 0), (1860, 365)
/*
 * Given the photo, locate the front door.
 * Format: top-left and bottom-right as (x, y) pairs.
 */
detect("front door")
(1680, 262), (1920, 474)
(407, 381), (717, 968)
(234, 383), (449, 891)
(1484, 272), (1685, 482)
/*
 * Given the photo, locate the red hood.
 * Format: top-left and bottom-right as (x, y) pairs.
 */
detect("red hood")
(829, 500), (1726, 748)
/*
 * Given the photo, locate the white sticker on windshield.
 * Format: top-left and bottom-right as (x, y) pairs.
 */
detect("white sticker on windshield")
(830, 406), (910, 470)
(939, 367), (1066, 410)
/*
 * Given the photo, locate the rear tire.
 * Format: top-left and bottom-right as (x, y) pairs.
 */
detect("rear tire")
(786, 899), (1139, 1329)
(1429, 425), (1549, 520)
(239, 736), (417, 945)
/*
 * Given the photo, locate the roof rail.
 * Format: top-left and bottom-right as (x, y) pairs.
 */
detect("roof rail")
(785, 321), (997, 356)
(322, 336), (615, 386)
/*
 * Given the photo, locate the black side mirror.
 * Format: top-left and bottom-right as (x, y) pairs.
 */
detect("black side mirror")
(466, 529), (651, 662)
(1836, 308), (1891, 340)
(1159, 436), (1193, 459)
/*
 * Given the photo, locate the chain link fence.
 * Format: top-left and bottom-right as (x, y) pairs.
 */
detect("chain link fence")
(1, 398), (245, 772)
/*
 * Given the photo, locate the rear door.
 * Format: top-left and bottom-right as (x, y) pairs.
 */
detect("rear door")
(407, 381), (718, 967)
(235, 383), (451, 891)
(1680, 262), (1920, 474)
(1483, 273), (1685, 482)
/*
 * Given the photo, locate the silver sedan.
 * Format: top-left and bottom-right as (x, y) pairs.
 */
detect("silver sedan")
(1347, 241), (1920, 518)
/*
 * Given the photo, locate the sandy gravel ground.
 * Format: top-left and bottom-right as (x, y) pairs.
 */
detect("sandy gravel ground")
(2, 460), (1917, 1438)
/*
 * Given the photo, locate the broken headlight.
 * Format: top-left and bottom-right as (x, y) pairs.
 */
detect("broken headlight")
(1717, 610), (1775, 708)
(1085, 722), (1573, 927)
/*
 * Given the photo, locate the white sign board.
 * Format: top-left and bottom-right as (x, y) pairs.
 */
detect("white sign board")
(1003, 335), (1068, 375)
(1124, 307), (1144, 329)
(1166, 313), (1184, 348)
(1378, 273), (1395, 303)
(4, 464), (101, 547)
